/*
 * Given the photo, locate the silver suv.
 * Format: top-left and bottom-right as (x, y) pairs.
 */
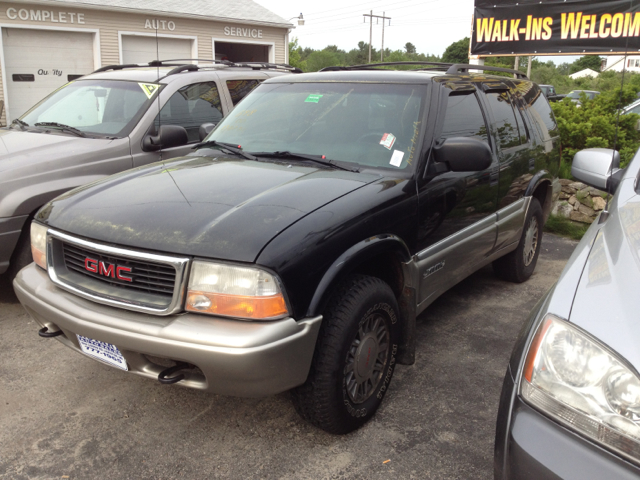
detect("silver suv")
(0, 61), (297, 277)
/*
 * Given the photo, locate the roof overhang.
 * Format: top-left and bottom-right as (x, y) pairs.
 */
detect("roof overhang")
(5, 0), (295, 29)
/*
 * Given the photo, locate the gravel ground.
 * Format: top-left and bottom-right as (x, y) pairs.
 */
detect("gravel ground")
(0, 233), (577, 479)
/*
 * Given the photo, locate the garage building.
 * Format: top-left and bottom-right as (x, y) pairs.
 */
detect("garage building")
(0, 0), (293, 123)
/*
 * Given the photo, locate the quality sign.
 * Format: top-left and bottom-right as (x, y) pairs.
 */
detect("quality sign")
(470, 0), (640, 56)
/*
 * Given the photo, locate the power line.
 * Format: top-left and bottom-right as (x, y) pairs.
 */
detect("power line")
(363, 11), (391, 62)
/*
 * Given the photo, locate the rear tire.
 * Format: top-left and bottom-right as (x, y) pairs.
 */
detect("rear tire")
(493, 198), (543, 283)
(291, 274), (400, 434)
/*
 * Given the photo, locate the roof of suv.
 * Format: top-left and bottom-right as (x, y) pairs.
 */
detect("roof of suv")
(265, 69), (529, 85)
(265, 62), (530, 85)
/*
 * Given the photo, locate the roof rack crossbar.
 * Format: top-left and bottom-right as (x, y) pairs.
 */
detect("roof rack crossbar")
(446, 63), (529, 79)
(92, 64), (141, 73)
(321, 61), (455, 72)
(159, 64), (200, 79)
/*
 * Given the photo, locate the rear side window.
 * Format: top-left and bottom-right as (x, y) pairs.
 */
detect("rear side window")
(485, 92), (524, 149)
(530, 91), (558, 136)
(227, 80), (261, 106)
(439, 93), (488, 143)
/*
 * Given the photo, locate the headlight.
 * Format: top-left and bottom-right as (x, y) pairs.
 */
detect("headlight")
(30, 222), (48, 270)
(521, 315), (640, 464)
(185, 261), (289, 320)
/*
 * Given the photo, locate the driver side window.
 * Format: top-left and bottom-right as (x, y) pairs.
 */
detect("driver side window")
(155, 82), (223, 143)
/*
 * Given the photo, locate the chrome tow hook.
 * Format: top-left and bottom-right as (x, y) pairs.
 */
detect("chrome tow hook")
(38, 326), (64, 338)
(158, 362), (192, 385)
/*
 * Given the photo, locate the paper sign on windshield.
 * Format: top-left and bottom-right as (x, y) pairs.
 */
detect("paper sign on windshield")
(138, 83), (160, 99)
(380, 133), (396, 150)
(390, 150), (404, 167)
(305, 94), (323, 103)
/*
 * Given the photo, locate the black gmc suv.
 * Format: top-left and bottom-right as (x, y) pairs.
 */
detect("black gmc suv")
(14, 62), (561, 434)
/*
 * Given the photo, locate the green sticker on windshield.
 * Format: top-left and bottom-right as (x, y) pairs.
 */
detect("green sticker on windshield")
(138, 83), (160, 99)
(305, 94), (323, 103)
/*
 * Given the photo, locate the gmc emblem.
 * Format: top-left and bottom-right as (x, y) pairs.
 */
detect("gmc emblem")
(84, 257), (132, 282)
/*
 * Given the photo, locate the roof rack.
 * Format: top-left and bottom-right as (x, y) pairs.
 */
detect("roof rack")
(445, 63), (528, 79)
(91, 59), (302, 76)
(320, 61), (529, 79)
(321, 61), (452, 72)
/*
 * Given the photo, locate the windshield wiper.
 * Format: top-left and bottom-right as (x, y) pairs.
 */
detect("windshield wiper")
(250, 151), (359, 172)
(11, 119), (28, 130)
(194, 140), (257, 161)
(34, 122), (87, 137)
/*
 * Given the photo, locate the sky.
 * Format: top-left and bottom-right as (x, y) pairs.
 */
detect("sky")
(254, 0), (580, 64)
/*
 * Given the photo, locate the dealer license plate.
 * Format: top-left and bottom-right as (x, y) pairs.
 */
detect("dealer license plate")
(76, 335), (128, 371)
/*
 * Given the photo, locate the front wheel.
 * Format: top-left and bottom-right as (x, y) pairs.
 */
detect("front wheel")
(291, 274), (400, 434)
(493, 197), (543, 283)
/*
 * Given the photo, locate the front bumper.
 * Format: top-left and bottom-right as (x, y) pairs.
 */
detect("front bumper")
(14, 264), (322, 397)
(504, 396), (640, 479)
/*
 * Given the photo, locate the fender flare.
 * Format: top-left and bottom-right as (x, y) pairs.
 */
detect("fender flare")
(524, 170), (552, 198)
(306, 234), (417, 366)
(306, 234), (412, 317)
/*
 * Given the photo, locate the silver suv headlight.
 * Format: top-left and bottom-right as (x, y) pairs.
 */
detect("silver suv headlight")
(521, 314), (640, 464)
(185, 261), (289, 320)
(30, 222), (48, 270)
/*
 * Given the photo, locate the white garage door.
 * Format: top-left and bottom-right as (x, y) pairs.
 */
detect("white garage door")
(122, 35), (193, 64)
(3, 28), (95, 121)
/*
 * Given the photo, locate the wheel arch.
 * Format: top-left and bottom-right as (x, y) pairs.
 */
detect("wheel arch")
(524, 171), (553, 223)
(306, 234), (417, 365)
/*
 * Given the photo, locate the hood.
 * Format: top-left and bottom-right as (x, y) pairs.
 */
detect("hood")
(39, 155), (381, 262)
(570, 189), (640, 372)
(0, 128), (116, 173)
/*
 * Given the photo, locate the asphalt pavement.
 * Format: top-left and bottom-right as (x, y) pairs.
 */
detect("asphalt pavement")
(0, 233), (578, 479)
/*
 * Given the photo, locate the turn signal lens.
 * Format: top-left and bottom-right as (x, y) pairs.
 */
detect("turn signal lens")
(185, 261), (289, 320)
(30, 222), (48, 270)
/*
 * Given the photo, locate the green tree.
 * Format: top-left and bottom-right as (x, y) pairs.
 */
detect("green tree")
(405, 42), (416, 54)
(306, 50), (342, 71)
(552, 86), (640, 172)
(442, 37), (469, 64)
(570, 55), (603, 73)
(288, 37), (307, 71)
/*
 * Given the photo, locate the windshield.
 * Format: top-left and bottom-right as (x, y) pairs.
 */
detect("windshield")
(567, 91), (595, 100)
(21, 79), (159, 137)
(206, 82), (427, 171)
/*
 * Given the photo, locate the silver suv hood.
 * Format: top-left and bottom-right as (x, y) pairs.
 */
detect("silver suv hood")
(0, 128), (114, 174)
(570, 179), (640, 372)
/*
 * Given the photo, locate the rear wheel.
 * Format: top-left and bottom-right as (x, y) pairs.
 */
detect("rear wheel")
(493, 198), (543, 283)
(291, 274), (400, 434)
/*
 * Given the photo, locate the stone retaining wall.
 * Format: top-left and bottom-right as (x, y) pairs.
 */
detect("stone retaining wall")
(551, 179), (608, 224)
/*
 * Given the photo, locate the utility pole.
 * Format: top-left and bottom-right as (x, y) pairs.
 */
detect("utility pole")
(363, 11), (391, 63)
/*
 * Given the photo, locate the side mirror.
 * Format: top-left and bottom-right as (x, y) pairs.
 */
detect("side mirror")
(199, 123), (217, 141)
(572, 148), (620, 192)
(142, 125), (189, 152)
(433, 137), (493, 172)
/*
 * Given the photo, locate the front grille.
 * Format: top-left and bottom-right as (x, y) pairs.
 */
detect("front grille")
(47, 229), (189, 315)
(62, 242), (176, 297)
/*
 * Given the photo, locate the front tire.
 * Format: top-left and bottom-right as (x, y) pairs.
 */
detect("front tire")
(493, 197), (543, 283)
(291, 274), (400, 434)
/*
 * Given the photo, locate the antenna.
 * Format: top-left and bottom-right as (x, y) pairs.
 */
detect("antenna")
(155, 25), (162, 162)
(606, 35), (631, 216)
